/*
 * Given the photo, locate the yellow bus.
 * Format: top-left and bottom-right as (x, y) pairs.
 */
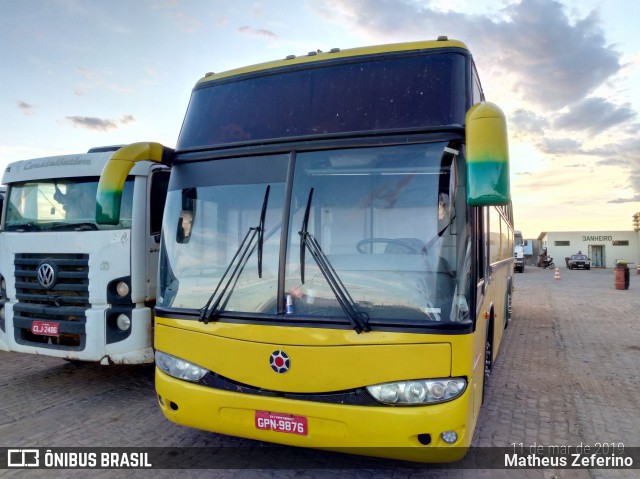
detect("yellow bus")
(98, 38), (513, 462)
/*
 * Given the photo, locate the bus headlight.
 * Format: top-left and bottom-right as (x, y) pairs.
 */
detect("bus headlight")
(155, 351), (207, 382)
(366, 378), (466, 405)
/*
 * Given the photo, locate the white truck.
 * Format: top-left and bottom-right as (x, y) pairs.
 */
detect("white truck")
(0, 143), (170, 364)
(514, 230), (525, 273)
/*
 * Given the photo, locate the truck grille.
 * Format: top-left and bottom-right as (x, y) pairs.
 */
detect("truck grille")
(13, 253), (89, 349)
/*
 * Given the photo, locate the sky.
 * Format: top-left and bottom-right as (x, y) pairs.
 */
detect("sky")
(1, 0), (639, 238)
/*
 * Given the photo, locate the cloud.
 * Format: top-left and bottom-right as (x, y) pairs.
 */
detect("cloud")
(65, 115), (135, 132)
(76, 66), (98, 79)
(607, 194), (640, 204)
(312, 0), (638, 202)
(510, 109), (548, 135)
(238, 26), (278, 39)
(539, 137), (582, 154)
(172, 11), (201, 33)
(316, 0), (622, 110)
(151, 0), (201, 32)
(495, 0), (621, 109)
(17, 101), (36, 116)
(553, 97), (636, 134)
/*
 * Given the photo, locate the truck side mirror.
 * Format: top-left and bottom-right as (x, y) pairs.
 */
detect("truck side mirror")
(465, 102), (510, 206)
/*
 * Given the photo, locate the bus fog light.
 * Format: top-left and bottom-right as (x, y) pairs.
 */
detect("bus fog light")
(441, 431), (458, 444)
(366, 377), (467, 405)
(116, 281), (130, 297)
(155, 350), (207, 382)
(116, 313), (131, 331)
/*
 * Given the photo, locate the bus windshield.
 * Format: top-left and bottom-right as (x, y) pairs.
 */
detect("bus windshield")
(177, 51), (467, 149)
(158, 142), (471, 326)
(4, 178), (134, 231)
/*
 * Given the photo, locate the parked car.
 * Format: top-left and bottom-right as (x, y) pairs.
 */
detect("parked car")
(568, 254), (591, 270)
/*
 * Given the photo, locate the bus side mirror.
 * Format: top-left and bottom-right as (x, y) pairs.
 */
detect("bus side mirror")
(176, 189), (197, 244)
(465, 102), (511, 206)
(96, 142), (172, 224)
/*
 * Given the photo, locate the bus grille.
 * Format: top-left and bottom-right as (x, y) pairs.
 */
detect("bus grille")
(13, 253), (89, 350)
(200, 372), (381, 407)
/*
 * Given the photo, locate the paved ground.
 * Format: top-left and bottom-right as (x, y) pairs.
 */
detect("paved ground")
(0, 266), (638, 478)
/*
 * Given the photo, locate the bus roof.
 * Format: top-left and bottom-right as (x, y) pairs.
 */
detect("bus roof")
(196, 38), (469, 86)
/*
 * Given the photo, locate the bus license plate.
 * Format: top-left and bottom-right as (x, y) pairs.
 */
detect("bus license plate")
(255, 410), (308, 436)
(32, 320), (59, 336)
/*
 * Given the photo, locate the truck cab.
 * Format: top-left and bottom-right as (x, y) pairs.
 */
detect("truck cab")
(0, 145), (169, 364)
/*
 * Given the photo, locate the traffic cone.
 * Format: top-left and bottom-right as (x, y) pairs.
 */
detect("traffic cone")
(554, 268), (561, 280)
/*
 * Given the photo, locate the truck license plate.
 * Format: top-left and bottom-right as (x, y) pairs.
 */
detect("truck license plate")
(32, 320), (60, 336)
(255, 410), (308, 436)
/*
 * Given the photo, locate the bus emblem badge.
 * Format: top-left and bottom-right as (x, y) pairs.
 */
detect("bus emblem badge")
(269, 350), (290, 373)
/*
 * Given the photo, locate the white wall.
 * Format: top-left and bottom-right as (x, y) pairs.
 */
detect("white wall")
(539, 231), (640, 269)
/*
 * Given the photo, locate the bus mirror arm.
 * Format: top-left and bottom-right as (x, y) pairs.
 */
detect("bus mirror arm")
(96, 142), (172, 225)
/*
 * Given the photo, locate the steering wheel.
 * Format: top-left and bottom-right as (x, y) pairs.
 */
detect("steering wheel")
(356, 238), (422, 254)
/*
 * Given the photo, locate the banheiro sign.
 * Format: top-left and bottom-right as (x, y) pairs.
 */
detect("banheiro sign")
(582, 235), (613, 242)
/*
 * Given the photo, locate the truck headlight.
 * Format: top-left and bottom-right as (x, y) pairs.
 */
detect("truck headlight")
(116, 281), (130, 298)
(116, 313), (131, 331)
(366, 378), (466, 405)
(155, 351), (207, 382)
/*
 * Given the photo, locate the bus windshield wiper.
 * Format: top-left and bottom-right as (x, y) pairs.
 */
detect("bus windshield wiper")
(299, 188), (370, 334)
(199, 185), (270, 324)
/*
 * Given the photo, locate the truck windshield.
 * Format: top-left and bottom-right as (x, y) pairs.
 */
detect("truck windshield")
(4, 178), (134, 231)
(158, 142), (471, 325)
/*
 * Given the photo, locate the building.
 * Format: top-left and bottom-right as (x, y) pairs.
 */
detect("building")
(537, 231), (639, 269)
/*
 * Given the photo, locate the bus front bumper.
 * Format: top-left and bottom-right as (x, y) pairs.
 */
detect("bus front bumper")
(155, 369), (474, 463)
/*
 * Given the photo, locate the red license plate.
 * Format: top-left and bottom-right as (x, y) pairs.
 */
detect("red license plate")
(31, 320), (59, 336)
(255, 410), (308, 436)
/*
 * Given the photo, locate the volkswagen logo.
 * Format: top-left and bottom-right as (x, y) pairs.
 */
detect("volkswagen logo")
(269, 350), (290, 374)
(37, 262), (57, 290)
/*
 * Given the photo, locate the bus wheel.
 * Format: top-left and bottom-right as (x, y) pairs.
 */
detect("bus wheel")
(482, 323), (493, 404)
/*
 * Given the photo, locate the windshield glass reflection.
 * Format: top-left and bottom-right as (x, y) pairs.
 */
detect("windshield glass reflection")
(158, 143), (470, 325)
